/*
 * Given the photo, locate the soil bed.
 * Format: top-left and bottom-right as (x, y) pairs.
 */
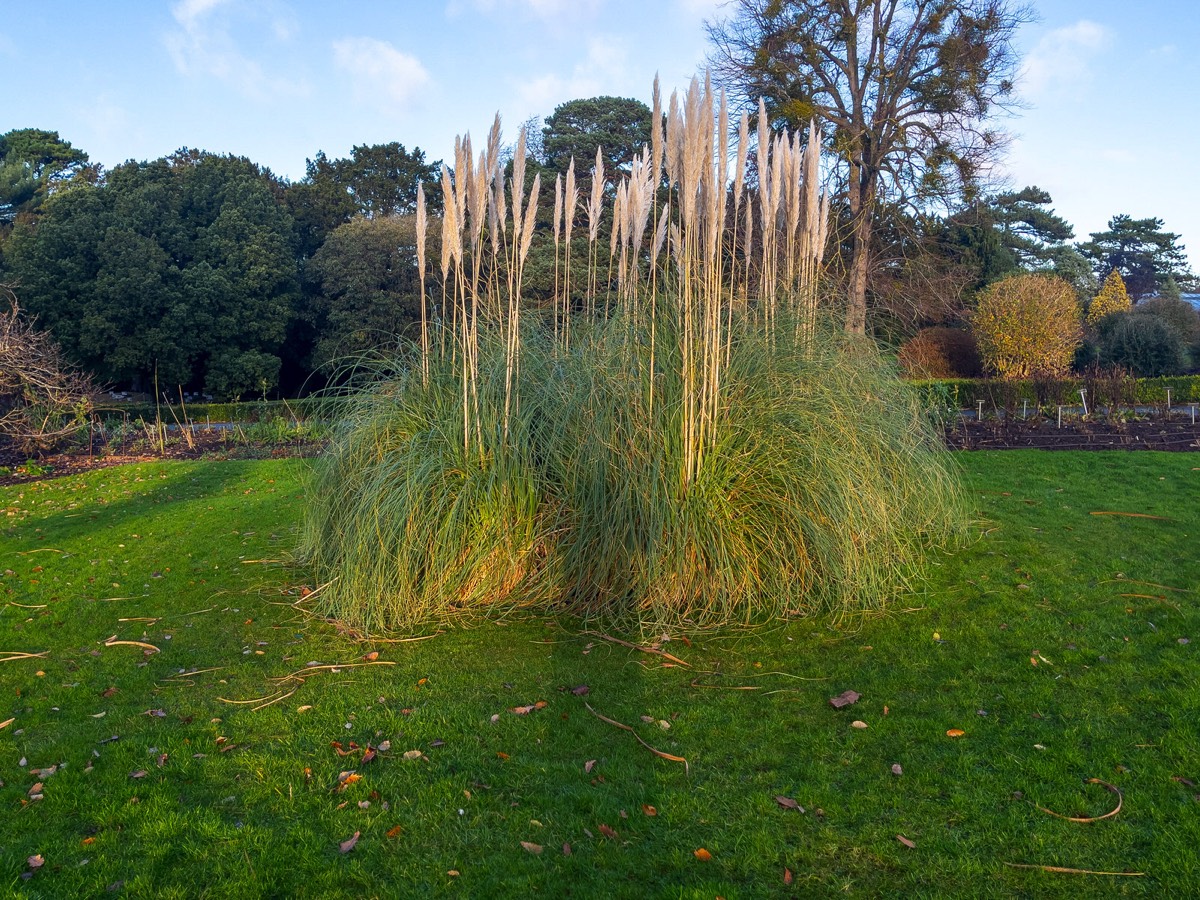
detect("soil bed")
(946, 416), (1200, 451)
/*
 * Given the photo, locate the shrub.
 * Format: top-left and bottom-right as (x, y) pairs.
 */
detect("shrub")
(1134, 295), (1200, 344)
(1087, 269), (1131, 326)
(972, 274), (1082, 379)
(1100, 314), (1187, 377)
(0, 285), (97, 454)
(897, 327), (982, 378)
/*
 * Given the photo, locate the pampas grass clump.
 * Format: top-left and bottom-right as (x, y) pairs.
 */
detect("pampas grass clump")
(298, 74), (966, 633)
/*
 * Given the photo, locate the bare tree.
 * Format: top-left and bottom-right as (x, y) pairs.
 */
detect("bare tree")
(708, 0), (1030, 334)
(0, 284), (96, 455)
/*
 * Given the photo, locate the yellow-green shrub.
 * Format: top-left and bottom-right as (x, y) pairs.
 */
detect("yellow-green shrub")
(972, 274), (1081, 379)
(1087, 269), (1131, 325)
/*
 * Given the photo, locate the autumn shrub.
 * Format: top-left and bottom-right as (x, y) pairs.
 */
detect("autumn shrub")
(897, 327), (982, 378)
(1086, 269), (1131, 326)
(972, 274), (1082, 379)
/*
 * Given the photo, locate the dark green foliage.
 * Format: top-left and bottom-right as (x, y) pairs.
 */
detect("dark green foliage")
(1134, 293), (1200, 345)
(987, 186), (1075, 268)
(1079, 214), (1191, 299)
(3, 152), (298, 398)
(541, 97), (653, 175)
(1099, 314), (1188, 377)
(0, 128), (90, 226)
(306, 216), (427, 367)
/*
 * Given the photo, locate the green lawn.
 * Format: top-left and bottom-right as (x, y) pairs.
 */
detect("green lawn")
(1, 452), (1197, 897)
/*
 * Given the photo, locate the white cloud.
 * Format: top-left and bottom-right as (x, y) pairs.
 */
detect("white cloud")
(165, 0), (304, 100)
(1021, 20), (1112, 99)
(514, 35), (632, 119)
(332, 37), (431, 112)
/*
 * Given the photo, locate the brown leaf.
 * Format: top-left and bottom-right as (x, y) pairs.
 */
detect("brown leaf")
(896, 834), (916, 849)
(1172, 776), (1196, 787)
(27, 854), (44, 870)
(402, 750), (422, 761)
(28, 782), (43, 797)
(562, 842), (572, 856)
(520, 841), (543, 855)
(336, 772), (361, 791)
(829, 690), (861, 709)
(144, 709), (167, 718)
(496, 752), (510, 760)
(510, 705), (535, 715)
(386, 825), (403, 839)
(892, 764), (903, 776)
(694, 848), (712, 861)
(447, 870), (460, 877)
(571, 685), (590, 696)
(640, 715), (655, 723)
(339, 831), (360, 854)
(850, 720), (868, 729)
(584, 759), (596, 773)
(102, 686), (119, 698)
(361, 747), (377, 765)
(363, 651), (379, 661)
(642, 804), (657, 816)
(784, 867), (793, 886)
(598, 824), (618, 839)
(946, 729), (966, 738)
(129, 770), (147, 779)
(774, 795), (803, 812)
(156, 753), (168, 768)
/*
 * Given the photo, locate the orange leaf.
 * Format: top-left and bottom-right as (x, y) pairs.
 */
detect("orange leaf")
(642, 804), (657, 816)
(447, 870), (460, 877)
(386, 825), (403, 839)
(694, 848), (712, 861)
(496, 752), (510, 760)
(784, 868), (793, 885)
(946, 729), (965, 738)
(598, 823), (618, 839)
(363, 651), (379, 661)
(82, 837), (95, 846)
(339, 831), (360, 853)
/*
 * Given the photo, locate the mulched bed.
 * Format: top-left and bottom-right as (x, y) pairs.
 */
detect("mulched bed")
(946, 417), (1200, 451)
(0, 432), (321, 488)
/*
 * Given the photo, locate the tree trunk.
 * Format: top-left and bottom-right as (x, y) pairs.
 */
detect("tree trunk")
(844, 163), (872, 336)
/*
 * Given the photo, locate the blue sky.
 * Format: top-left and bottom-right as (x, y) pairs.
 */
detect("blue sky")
(3, 0), (1196, 266)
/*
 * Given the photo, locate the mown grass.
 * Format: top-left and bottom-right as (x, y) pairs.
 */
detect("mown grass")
(1, 452), (1198, 897)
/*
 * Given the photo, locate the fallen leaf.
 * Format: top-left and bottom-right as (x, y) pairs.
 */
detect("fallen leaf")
(892, 764), (903, 776)
(91, 712), (106, 718)
(784, 868), (793, 886)
(571, 685), (590, 696)
(339, 831), (360, 854)
(946, 729), (965, 738)
(429, 739), (445, 748)
(102, 686), (119, 698)
(520, 841), (543, 855)
(851, 720), (868, 729)
(774, 795), (804, 812)
(297, 705), (313, 713)
(156, 753), (168, 768)
(363, 651), (379, 661)
(377, 741), (391, 752)
(562, 843), (572, 856)
(28, 783), (43, 797)
(402, 750), (422, 761)
(829, 690), (861, 709)
(598, 824), (618, 839)
(144, 709), (167, 718)
(534, 701), (548, 710)
(584, 759), (596, 773)
(82, 837), (95, 846)
(640, 715), (655, 723)
(0, 717), (13, 729)
(386, 825), (403, 839)
(694, 848), (712, 861)
(362, 747), (377, 765)
(27, 854), (44, 870)
(130, 770), (147, 779)
(642, 804), (657, 816)
(336, 772), (361, 791)
(447, 870), (460, 877)
(896, 835), (916, 849)
(511, 705), (535, 715)
(1172, 776), (1196, 788)
(496, 752), (509, 760)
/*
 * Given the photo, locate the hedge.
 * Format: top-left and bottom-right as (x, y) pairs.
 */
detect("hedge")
(95, 398), (326, 425)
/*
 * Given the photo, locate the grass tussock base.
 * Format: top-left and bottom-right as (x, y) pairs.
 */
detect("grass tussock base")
(299, 314), (966, 633)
